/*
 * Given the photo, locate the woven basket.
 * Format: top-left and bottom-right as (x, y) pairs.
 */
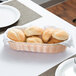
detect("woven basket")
(8, 41), (66, 53)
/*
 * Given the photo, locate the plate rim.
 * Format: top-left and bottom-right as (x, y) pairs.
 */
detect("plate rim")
(0, 5), (20, 28)
(55, 58), (74, 76)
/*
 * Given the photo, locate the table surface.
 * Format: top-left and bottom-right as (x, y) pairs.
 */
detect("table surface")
(0, 0), (76, 76)
(47, 0), (76, 26)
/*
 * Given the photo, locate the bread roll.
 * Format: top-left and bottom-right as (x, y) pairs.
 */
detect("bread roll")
(26, 36), (43, 43)
(48, 37), (63, 44)
(24, 26), (44, 36)
(52, 29), (69, 40)
(7, 29), (26, 42)
(42, 28), (54, 42)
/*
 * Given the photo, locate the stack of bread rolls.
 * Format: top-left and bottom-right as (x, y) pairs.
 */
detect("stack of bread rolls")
(7, 26), (69, 44)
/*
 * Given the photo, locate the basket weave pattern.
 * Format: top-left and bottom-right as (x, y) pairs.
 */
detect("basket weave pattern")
(9, 41), (66, 53)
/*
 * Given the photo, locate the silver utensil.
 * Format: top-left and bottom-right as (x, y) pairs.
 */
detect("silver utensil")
(74, 57), (76, 73)
(74, 57), (76, 64)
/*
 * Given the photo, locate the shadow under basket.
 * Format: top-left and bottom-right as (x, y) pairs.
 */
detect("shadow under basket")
(8, 41), (66, 53)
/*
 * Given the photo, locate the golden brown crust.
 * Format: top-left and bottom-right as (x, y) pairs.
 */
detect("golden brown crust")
(42, 28), (55, 42)
(7, 29), (26, 42)
(7, 27), (69, 45)
(26, 36), (43, 43)
(52, 29), (69, 40)
(24, 26), (44, 36)
(48, 37), (63, 44)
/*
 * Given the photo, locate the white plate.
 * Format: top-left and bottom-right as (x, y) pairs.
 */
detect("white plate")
(0, 5), (20, 28)
(55, 58), (76, 76)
